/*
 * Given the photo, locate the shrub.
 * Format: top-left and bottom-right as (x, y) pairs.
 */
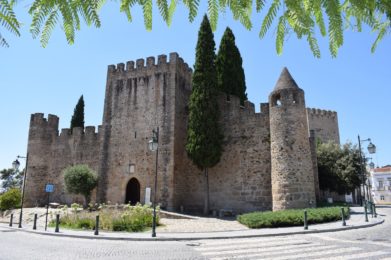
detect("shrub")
(237, 206), (349, 228)
(0, 188), (21, 210)
(63, 165), (98, 207)
(50, 203), (159, 232)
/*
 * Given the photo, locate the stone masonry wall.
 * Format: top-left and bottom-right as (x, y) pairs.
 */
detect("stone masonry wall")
(174, 94), (272, 214)
(99, 53), (192, 210)
(307, 108), (340, 144)
(25, 113), (101, 206)
(270, 87), (316, 211)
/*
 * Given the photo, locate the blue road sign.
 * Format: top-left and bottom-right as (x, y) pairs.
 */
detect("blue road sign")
(45, 184), (54, 193)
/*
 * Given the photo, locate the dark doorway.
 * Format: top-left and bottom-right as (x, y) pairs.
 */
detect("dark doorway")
(125, 178), (140, 205)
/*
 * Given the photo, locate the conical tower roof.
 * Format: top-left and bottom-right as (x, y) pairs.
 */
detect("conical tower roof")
(273, 67), (300, 91)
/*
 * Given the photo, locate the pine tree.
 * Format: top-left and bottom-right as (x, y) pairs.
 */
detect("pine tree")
(216, 27), (247, 105)
(70, 95), (85, 130)
(186, 15), (223, 215)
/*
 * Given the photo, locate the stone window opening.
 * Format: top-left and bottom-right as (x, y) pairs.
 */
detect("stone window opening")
(292, 93), (299, 104)
(272, 94), (282, 107)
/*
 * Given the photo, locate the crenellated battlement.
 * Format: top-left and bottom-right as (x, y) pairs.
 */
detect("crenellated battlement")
(30, 113), (59, 131)
(307, 108), (337, 118)
(59, 125), (100, 139)
(30, 113), (101, 141)
(107, 53), (193, 75)
(219, 94), (269, 125)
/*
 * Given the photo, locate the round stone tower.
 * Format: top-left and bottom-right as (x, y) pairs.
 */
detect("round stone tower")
(269, 67), (316, 211)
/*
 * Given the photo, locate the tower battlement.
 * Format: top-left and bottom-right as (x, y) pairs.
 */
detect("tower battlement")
(107, 53), (193, 75)
(59, 126), (100, 139)
(307, 108), (337, 118)
(30, 113), (59, 129)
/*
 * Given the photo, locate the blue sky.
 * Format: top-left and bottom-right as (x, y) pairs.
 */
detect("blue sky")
(1, 2), (390, 170)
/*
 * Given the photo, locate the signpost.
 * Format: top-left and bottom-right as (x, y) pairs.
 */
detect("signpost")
(44, 184), (54, 231)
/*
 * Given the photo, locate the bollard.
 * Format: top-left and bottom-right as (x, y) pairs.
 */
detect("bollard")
(33, 214), (37, 230)
(55, 214), (60, 233)
(364, 203), (369, 222)
(9, 213), (13, 227)
(373, 203), (377, 218)
(304, 210), (308, 230)
(94, 215), (99, 236)
(341, 208), (346, 226)
(370, 202), (374, 218)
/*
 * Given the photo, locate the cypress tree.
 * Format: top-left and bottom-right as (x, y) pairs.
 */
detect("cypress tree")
(186, 15), (223, 215)
(70, 95), (85, 130)
(216, 27), (247, 104)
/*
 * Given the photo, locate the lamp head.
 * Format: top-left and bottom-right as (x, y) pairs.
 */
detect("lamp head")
(12, 159), (20, 171)
(367, 142), (376, 154)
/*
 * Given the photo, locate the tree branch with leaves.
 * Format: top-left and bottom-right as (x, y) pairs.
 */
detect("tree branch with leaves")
(1, 0), (390, 57)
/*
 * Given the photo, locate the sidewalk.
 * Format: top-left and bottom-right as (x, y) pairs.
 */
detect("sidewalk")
(0, 207), (384, 241)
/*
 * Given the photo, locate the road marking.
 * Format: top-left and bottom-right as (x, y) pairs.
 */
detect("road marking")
(198, 242), (324, 256)
(210, 245), (338, 260)
(317, 250), (391, 260)
(195, 236), (293, 246)
(309, 234), (391, 247)
(262, 247), (361, 260)
(195, 239), (311, 252)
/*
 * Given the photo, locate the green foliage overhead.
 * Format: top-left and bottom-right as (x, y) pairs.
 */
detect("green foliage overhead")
(63, 164), (98, 207)
(0, 168), (22, 191)
(186, 15), (222, 170)
(0, 188), (21, 210)
(216, 27), (247, 104)
(0, 0), (20, 47)
(70, 95), (85, 130)
(237, 206), (349, 228)
(317, 142), (362, 194)
(1, 1), (390, 56)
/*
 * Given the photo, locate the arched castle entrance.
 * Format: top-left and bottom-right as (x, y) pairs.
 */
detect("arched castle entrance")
(125, 178), (140, 205)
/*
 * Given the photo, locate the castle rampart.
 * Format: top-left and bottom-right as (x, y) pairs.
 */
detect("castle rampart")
(24, 53), (339, 214)
(307, 108), (340, 144)
(25, 113), (101, 206)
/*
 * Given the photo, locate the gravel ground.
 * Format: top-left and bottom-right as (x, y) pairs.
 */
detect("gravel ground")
(0, 207), (248, 232)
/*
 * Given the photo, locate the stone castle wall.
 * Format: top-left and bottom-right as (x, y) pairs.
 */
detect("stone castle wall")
(97, 53), (192, 210)
(24, 53), (339, 213)
(25, 113), (101, 206)
(269, 71), (316, 211)
(307, 108), (340, 144)
(174, 94), (272, 214)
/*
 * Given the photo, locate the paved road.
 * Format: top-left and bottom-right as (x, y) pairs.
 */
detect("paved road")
(1, 206), (390, 260)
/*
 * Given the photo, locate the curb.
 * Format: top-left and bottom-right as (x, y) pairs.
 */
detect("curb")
(1, 218), (384, 241)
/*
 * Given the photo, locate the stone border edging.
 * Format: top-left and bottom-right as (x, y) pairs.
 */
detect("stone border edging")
(0, 218), (384, 241)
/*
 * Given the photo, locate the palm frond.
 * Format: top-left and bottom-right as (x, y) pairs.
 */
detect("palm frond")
(208, 0), (218, 31)
(183, 0), (199, 22)
(29, 0), (103, 47)
(259, 0), (280, 38)
(0, 0), (21, 42)
(142, 0), (153, 30)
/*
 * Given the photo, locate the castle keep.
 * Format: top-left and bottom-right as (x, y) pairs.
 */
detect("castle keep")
(24, 53), (339, 213)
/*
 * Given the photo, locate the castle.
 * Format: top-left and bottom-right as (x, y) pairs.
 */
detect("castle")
(24, 53), (340, 213)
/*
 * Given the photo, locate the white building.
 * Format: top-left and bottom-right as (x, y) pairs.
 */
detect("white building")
(370, 166), (391, 204)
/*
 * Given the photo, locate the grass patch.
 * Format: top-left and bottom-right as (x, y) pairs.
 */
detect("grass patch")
(50, 203), (159, 232)
(237, 206), (349, 228)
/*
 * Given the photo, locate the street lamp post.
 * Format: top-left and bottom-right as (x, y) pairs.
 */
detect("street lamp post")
(12, 154), (29, 228)
(148, 127), (159, 238)
(357, 136), (376, 206)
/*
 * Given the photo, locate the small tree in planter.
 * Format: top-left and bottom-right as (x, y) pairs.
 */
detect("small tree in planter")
(63, 165), (98, 208)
